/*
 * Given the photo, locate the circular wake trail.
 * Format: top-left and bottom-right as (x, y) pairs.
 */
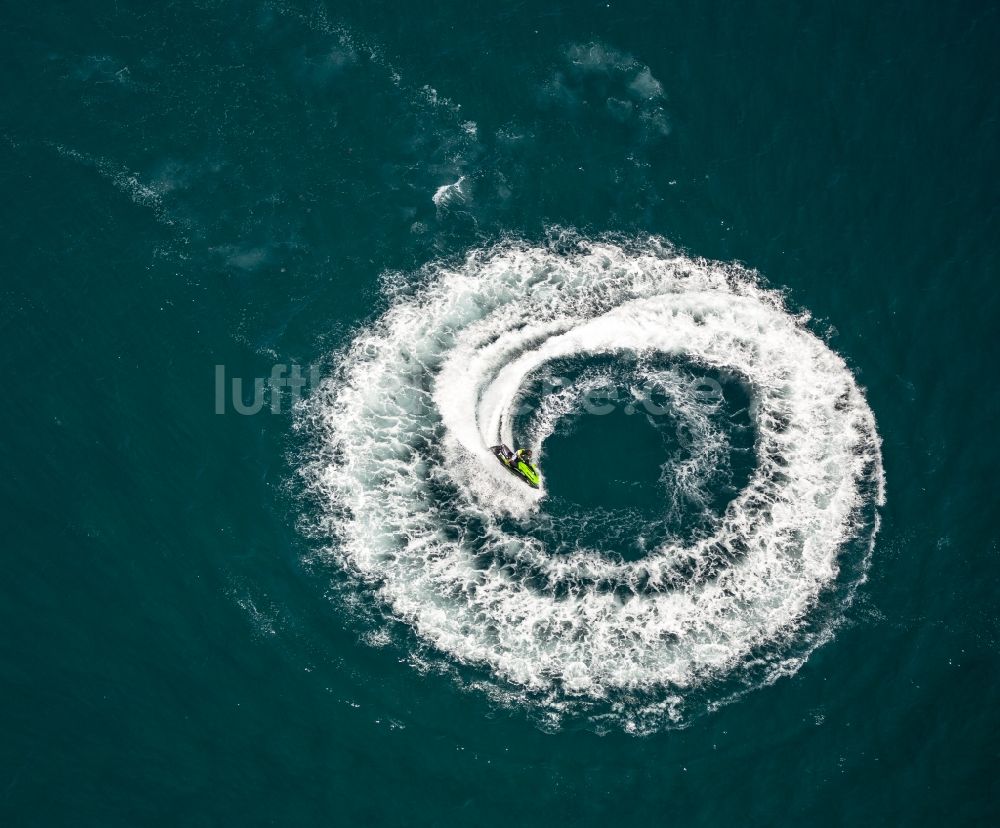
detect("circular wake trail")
(302, 236), (884, 729)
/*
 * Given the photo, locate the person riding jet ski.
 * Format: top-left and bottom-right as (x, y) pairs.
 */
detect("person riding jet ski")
(490, 443), (540, 488)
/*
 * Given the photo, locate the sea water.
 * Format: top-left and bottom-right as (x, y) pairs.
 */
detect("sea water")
(1, 1), (997, 824)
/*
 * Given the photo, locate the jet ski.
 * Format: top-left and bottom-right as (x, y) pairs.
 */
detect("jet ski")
(490, 444), (540, 489)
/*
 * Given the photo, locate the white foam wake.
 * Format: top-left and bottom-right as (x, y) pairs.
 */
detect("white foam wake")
(301, 235), (884, 730)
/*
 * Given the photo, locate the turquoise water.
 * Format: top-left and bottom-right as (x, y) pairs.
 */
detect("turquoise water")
(2, 0), (998, 824)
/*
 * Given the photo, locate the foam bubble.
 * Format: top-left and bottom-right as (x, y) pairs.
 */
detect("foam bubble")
(301, 235), (884, 730)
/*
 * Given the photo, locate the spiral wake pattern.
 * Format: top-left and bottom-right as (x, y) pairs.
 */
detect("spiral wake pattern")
(302, 236), (884, 730)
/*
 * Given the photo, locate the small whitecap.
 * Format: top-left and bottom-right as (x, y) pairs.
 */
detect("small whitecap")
(432, 176), (468, 212)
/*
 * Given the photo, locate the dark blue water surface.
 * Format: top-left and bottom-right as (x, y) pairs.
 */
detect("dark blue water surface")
(1, 1), (998, 824)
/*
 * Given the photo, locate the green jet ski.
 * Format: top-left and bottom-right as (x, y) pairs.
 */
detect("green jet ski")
(490, 444), (540, 489)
